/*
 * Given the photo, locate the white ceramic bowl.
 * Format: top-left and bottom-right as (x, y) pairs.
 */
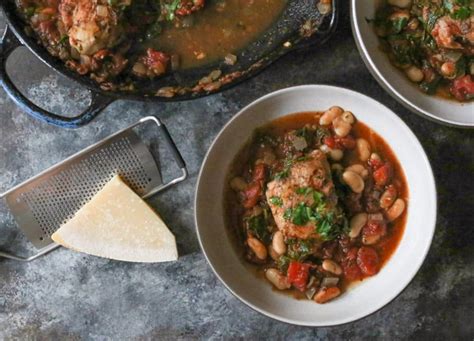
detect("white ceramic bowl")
(351, 1), (474, 128)
(195, 85), (437, 326)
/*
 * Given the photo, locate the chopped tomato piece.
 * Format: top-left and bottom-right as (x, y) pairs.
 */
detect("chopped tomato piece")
(335, 136), (356, 149)
(242, 182), (261, 209)
(450, 75), (474, 102)
(368, 157), (384, 170)
(175, 0), (205, 16)
(325, 136), (356, 150)
(342, 247), (362, 281)
(323, 136), (337, 149)
(357, 247), (379, 276)
(373, 163), (392, 187)
(143, 48), (170, 76)
(287, 261), (311, 291)
(344, 263), (363, 281)
(361, 220), (387, 244)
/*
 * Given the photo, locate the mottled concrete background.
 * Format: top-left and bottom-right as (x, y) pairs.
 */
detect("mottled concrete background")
(0, 4), (473, 340)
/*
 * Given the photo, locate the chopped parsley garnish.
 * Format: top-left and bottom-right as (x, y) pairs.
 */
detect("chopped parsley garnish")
(286, 238), (317, 260)
(273, 159), (293, 180)
(283, 187), (347, 241)
(270, 196), (283, 207)
(451, 6), (472, 20)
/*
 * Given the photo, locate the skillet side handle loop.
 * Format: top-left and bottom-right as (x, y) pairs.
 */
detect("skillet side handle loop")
(0, 26), (114, 129)
(295, 0), (339, 50)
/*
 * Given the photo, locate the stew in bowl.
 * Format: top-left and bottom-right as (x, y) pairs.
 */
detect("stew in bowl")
(195, 85), (436, 326)
(225, 109), (408, 304)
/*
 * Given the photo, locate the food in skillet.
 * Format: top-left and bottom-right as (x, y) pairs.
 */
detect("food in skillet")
(14, 0), (287, 90)
(225, 107), (408, 304)
(372, 0), (474, 101)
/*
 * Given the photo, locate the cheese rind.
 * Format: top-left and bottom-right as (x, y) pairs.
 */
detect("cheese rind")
(51, 175), (178, 263)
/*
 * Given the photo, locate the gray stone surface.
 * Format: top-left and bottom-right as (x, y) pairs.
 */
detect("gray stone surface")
(0, 4), (473, 340)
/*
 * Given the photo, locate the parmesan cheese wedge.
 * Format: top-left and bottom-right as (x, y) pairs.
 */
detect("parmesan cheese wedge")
(51, 175), (178, 263)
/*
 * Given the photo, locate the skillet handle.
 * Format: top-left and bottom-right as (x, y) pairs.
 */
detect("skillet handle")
(0, 26), (114, 129)
(294, 0), (339, 49)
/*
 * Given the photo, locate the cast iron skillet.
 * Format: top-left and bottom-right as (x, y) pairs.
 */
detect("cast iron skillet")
(0, 0), (338, 128)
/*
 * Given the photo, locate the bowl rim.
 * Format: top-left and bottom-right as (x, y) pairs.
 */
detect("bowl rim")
(350, 0), (473, 129)
(194, 84), (437, 326)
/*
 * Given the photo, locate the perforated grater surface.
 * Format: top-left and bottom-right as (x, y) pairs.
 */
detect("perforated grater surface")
(0, 116), (187, 261)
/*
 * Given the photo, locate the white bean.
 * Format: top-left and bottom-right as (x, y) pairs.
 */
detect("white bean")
(346, 164), (369, 179)
(247, 237), (267, 260)
(341, 111), (355, 124)
(330, 149), (344, 161)
(268, 245), (280, 261)
(320, 145), (343, 161)
(322, 260), (342, 275)
(319, 106), (343, 126)
(386, 198), (406, 222)
(370, 153), (382, 163)
(405, 66), (424, 83)
(333, 116), (352, 137)
(440, 62), (456, 78)
(368, 213), (384, 221)
(342, 170), (365, 193)
(349, 213), (368, 238)
(356, 138), (371, 162)
(265, 268), (290, 290)
(272, 231), (286, 256)
(314, 287), (341, 304)
(388, 0), (412, 8)
(362, 234), (382, 245)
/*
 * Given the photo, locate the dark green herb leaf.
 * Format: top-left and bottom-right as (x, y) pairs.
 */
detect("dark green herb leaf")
(59, 35), (69, 45)
(291, 203), (310, 225)
(25, 6), (36, 17)
(451, 7), (472, 20)
(420, 74), (442, 94)
(391, 17), (408, 34)
(246, 215), (270, 243)
(277, 255), (291, 272)
(270, 196), (283, 207)
(273, 159), (293, 180)
(287, 238), (316, 260)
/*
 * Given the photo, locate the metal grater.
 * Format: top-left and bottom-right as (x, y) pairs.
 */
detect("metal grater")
(0, 116), (187, 262)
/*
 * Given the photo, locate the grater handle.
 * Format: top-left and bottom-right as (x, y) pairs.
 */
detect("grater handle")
(0, 26), (114, 128)
(157, 119), (186, 169)
(140, 116), (188, 198)
(0, 243), (60, 262)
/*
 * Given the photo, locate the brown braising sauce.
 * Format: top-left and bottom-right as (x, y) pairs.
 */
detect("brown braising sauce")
(225, 111), (408, 303)
(148, 0), (288, 69)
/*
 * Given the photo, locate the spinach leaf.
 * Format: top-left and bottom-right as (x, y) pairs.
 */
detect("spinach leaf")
(420, 74), (442, 94)
(246, 215), (270, 243)
(277, 255), (291, 272)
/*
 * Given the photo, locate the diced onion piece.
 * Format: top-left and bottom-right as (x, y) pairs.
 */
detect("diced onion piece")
(292, 136), (308, 151)
(96, 5), (108, 17)
(317, 1), (332, 15)
(224, 53), (237, 65)
(321, 277), (339, 287)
